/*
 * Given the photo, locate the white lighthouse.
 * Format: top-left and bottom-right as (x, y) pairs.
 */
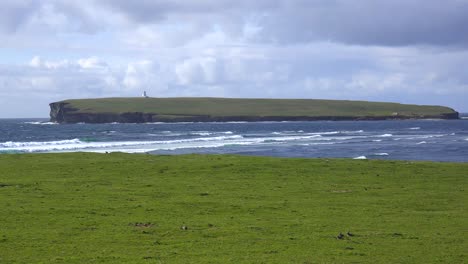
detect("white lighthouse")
(142, 91), (148, 98)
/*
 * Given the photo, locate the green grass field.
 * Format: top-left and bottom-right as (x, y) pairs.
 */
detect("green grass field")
(0, 153), (466, 263)
(55, 97), (456, 118)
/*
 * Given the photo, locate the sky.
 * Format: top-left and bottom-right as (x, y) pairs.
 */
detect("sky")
(1, 0), (467, 117)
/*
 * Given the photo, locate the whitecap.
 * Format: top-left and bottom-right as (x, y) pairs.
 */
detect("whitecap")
(191, 132), (213, 136)
(416, 141), (427, 144)
(378, 134), (393, 137)
(372, 139), (382, 142)
(24, 121), (57, 125)
(374, 153), (389, 156)
(341, 130), (364, 133)
(0, 135), (247, 153)
(261, 135), (323, 143)
(306, 131), (339, 136)
(353, 156), (367, 159)
(409, 127), (420, 130)
(0, 138), (82, 148)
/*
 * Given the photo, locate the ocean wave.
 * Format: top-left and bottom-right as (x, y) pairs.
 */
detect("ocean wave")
(373, 153), (389, 156)
(416, 141), (427, 144)
(261, 135), (323, 143)
(191, 132), (213, 136)
(0, 135), (245, 153)
(409, 127), (420, 130)
(191, 131), (234, 136)
(340, 130), (364, 133)
(0, 139), (82, 148)
(372, 139), (382, 142)
(300, 142), (337, 146)
(24, 121), (57, 125)
(306, 131), (339, 136)
(353, 156), (367, 159)
(378, 133), (393, 137)
(406, 134), (446, 140)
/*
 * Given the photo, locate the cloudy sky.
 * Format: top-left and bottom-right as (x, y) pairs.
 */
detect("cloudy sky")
(1, 0), (467, 117)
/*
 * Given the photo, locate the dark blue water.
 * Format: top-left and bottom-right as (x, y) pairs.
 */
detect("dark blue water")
(1, 118), (467, 162)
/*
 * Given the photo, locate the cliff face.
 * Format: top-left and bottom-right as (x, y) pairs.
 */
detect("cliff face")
(50, 101), (459, 124)
(50, 102), (155, 123)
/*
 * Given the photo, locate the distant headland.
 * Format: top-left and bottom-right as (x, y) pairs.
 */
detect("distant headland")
(49, 97), (459, 123)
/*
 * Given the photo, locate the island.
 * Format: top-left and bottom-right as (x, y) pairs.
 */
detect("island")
(49, 97), (459, 123)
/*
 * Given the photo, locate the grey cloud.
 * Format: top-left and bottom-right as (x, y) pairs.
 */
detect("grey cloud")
(3, 0), (468, 47)
(258, 0), (468, 46)
(97, 0), (468, 47)
(100, 0), (272, 23)
(0, 0), (40, 33)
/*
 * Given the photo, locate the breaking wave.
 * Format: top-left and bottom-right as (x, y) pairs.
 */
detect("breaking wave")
(0, 135), (246, 153)
(378, 134), (393, 137)
(24, 121), (57, 125)
(353, 156), (367, 159)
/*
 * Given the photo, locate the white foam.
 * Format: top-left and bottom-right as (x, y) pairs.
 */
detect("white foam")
(353, 156), (367, 159)
(261, 135), (323, 143)
(378, 134), (393, 137)
(306, 131), (339, 135)
(0, 135), (247, 153)
(24, 121), (57, 125)
(191, 132), (213, 136)
(372, 139), (382, 142)
(409, 127), (420, 130)
(0, 139), (82, 148)
(374, 153), (389, 156)
(341, 130), (364, 133)
(416, 141), (427, 144)
(300, 142), (337, 146)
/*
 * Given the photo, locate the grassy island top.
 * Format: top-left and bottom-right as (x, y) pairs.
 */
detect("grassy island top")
(0, 153), (466, 263)
(55, 97), (456, 117)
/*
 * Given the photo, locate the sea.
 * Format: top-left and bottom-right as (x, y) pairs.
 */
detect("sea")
(1, 117), (467, 162)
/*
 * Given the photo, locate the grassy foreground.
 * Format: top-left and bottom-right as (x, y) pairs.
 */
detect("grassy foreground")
(0, 153), (466, 263)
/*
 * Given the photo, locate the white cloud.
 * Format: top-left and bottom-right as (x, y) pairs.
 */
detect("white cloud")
(77, 57), (107, 69)
(0, 0), (468, 117)
(175, 57), (219, 85)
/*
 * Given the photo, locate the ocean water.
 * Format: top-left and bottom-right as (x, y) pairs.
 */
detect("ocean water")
(0, 118), (467, 162)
